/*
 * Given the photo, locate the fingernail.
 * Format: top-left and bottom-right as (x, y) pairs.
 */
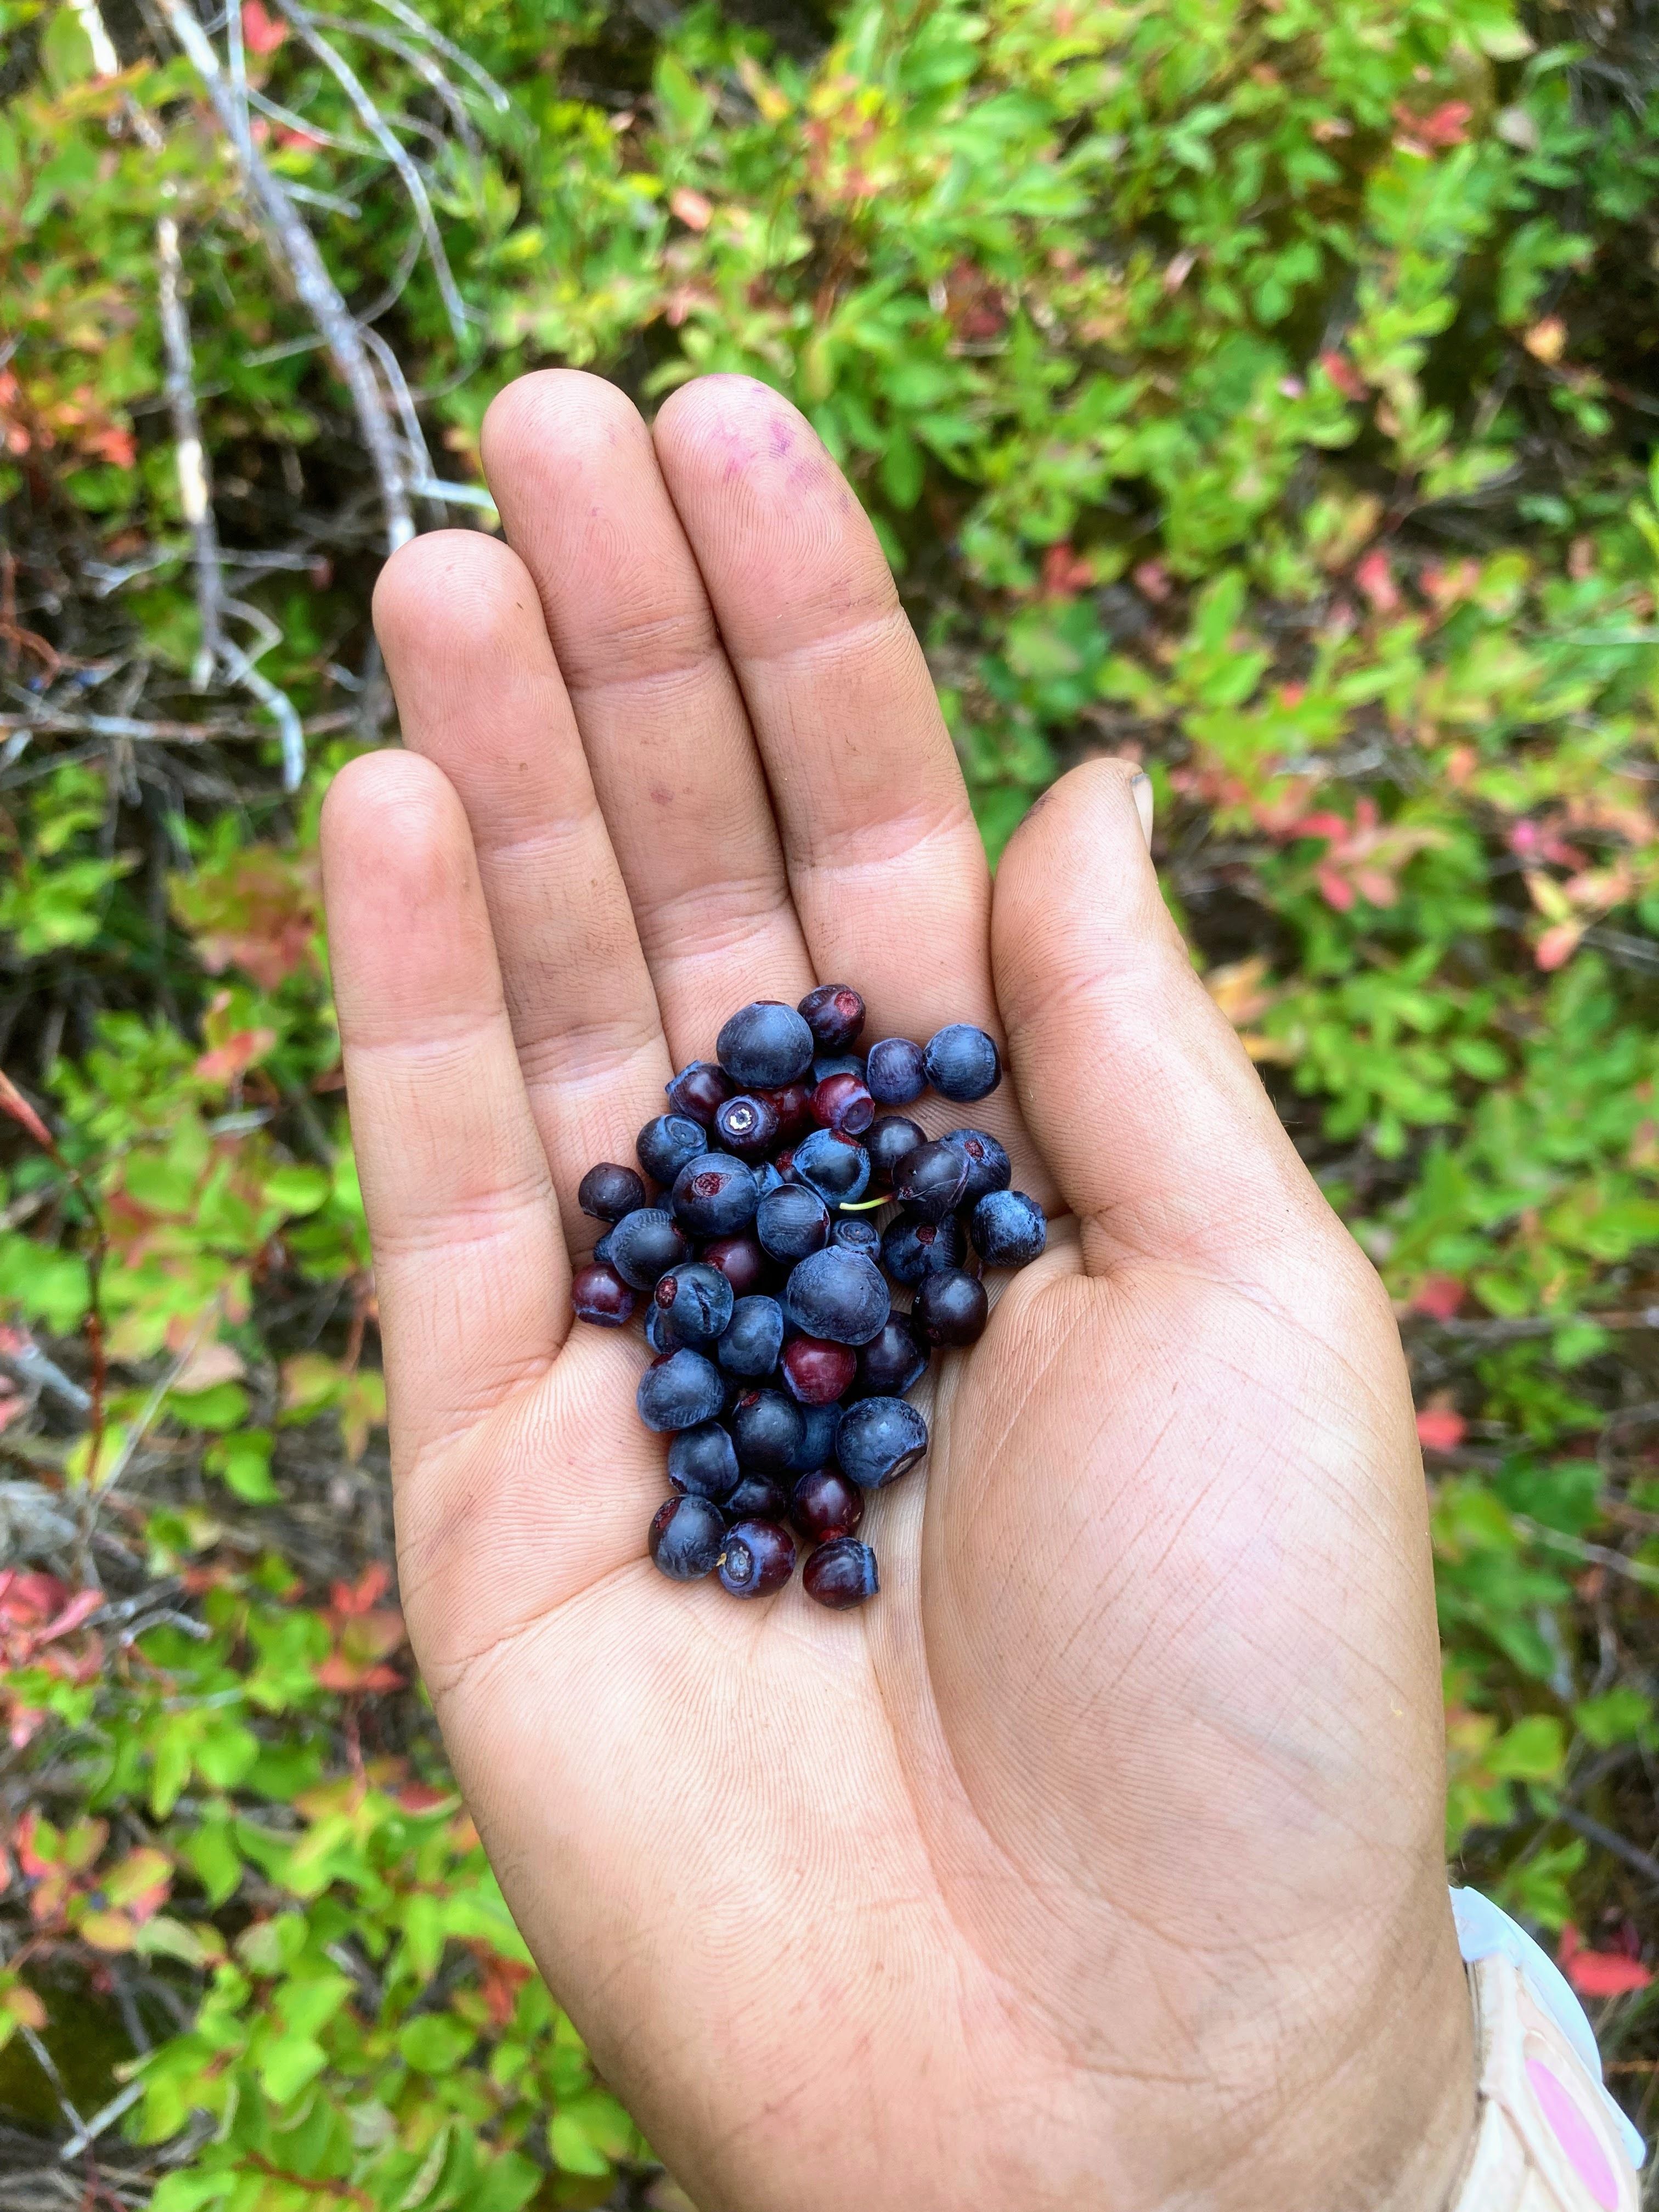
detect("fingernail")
(1131, 771), (1154, 849)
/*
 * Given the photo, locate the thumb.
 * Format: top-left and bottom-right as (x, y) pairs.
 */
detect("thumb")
(992, 759), (1328, 1266)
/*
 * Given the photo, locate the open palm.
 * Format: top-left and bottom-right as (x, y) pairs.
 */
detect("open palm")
(321, 371), (1473, 2212)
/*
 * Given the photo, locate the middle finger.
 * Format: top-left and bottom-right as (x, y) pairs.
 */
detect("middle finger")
(479, 370), (817, 1063)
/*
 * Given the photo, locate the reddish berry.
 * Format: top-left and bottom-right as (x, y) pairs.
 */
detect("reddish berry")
(571, 1261), (636, 1327)
(811, 1071), (875, 1135)
(804, 1538), (879, 1609)
(758, 1082), (815, 1138)
(718, 1519), (795, 1598)
(789, 1469), (864, 1542)
(701, 1234), (771, 1297)
(798, 984), (866, 1051)
(781, 1334), (857, 1405)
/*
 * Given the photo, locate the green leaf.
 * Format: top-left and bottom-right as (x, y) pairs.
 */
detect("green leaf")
(398, 2013), (476, 2073)
(41, 5), (94, 89)
(258, 2030), (329, 2104)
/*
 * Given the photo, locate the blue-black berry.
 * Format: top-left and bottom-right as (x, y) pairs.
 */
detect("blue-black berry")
(941, 1127), (1011, 1204)
(636, 1113), (707, 1188)
(892, 1138), (970, 1223)
(716, 1294), (785, 1379)
(837, 1395), (928, 1488)
(610, 1208), (691, 1291)
(637, 1348), (725, 1433)
(970, 1189), (1047, 1267)
(671, 1153), (759, 1239)
(923, 1023), (1001, 1103)
(652, 1261), (735, 1347)
(668, 1421), (740, 1502)
(783, 1248), (890, 1346)
(916, 1266), (988, 1348)
(864, 1036), (926, 1104)
(717, 1001), (816, 1090)
(578, 1163), (647, 1222)
(650, 1496), (725, 1580)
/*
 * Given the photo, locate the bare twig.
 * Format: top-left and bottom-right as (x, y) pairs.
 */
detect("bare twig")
(1556, 1805), (1659, 1893)
(272, 0), (475, 345)
(149, 0), (415, 557)
(363, 0), (509, 112)
(307, 8), (481, 152)
(156, 215), (227, 691)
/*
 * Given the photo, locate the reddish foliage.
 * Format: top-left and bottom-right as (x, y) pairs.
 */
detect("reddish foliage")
(1560, 1924), (1652, 1998)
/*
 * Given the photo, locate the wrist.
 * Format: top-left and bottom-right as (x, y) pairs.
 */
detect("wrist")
(1217, 1895), (1477, 2212)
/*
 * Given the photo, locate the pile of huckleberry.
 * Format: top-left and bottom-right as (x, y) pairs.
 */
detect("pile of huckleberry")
(569, 990), (1047, 1610)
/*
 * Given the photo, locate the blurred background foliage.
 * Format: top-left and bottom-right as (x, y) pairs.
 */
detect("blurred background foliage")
(4, 0), (1659, 2200)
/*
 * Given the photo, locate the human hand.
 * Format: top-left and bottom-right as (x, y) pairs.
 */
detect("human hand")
(319, 371), (1475, 2212)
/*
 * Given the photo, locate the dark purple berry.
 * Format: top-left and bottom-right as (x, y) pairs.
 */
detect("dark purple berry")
(716, 1001), (815, 1089)
(970, 1189), (1047, 1267)
(717, 1518), (795, 1598)
(791, 1127), (871, 1205)
(783, 1248), (890, 1346)
(722, 1472), (789, 1522)
(781, 1334), (857, 1406)
(788, 1400), (843, 1474)
(856, 1316), (928, 1397)
(577, 1162), (647, 1222)
(790, 1469), (864, 1543)
(731, 1389), (806, 1473)
(668, 1420), (740, 1501)
(653, 1261), (735, 1347)
(865, 1037), (927, 1105)
(665, 1060), (731, 1125)
(716, 1295), (785, 1380)
(880, 1211), (965, 1286)
(637, 1348), (725, 1433)
(811, 1073), (875, 1136)
(916, 1267), (988, 1348)
(803, 1537), (879, 1609)
(830, 1216), (881, 1256)
(571, 1260), (637, 1328)
(941, 1127), (1011, 1205)
(714, 1092), (781, 1160)
(837, 1395), (928, 1488)
(701, 1233), (771, 1297)
(923, 1023), (1001, 1103)
(893, 1139), (970, 1223)
(637, 1113), (707, 1187)
(866, 1115), (926, 1187)
(756, 1182), (832, 1262)
(671, 1153), (759, 1238)
(798, 984), (866, 1051)
(610, 1207), (691, 1291)
(650, 1495), (725, 1580)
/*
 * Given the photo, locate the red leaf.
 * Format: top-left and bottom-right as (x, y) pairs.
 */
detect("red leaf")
(1560, 1925), (1652, 1997)
(1318, 351), (1368, 402)
(669, 187), (712, 232)
(1416, 1408), (1466, 1452)
(1410, 1274), (1465, 1322)
(241, 0), (287, 54)
(1316, 863), (1356, 912)
(1355, 549), (1400, 613)
(38, 1589), (101, 1645)
(330, 1561), (391, 1617)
